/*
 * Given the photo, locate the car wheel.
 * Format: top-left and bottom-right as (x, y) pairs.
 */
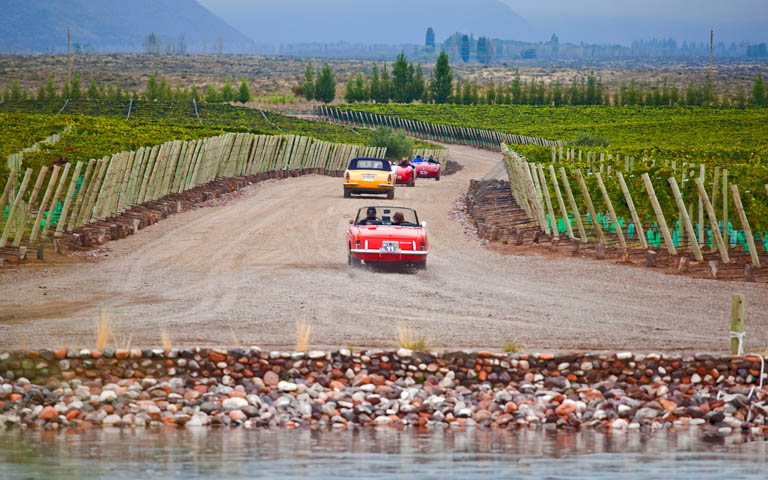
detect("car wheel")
(349, 251), (361, 268)
(387, 189), (394, 200)
(344, 189), (351, 198)
(435, 176), (440, 181)
(409, 177), (415, 187)
(416, 260), (427, 271)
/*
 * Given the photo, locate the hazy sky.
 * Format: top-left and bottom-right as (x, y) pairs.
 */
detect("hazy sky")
(504, 0), (768, 21)
(197, 0), (768, 44)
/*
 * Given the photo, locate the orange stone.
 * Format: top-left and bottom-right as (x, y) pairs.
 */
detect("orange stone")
(90, 350), (103, 359)
(39, 406), (58, 420)
(330, 380), (345, 390)
(66, 410), (80, 420)
(54, 349), (68, 359)
(505, 402), (517, 413)
(230, 390), (246, 399)
(659, 399), (677, 411)
(555, 401), (577, 417)
(539, 353), (554, 361)
(566, 374), (578, 381)
(477, 370), (487, 382)
(524, 372), (534, 382)
(115, 349), (129, 360)
(229, 410), (246, 421)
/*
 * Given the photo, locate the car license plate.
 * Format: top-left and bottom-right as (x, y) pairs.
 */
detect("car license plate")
(381, 241), (399, 253)
(397, 175), (402, 180)
(420, 171), (428, 175)
(363, 174), (375, 181)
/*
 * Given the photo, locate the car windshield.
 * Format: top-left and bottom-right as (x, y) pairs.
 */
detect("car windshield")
(347, 158), (391, 171)
(355, 207), (420, 226)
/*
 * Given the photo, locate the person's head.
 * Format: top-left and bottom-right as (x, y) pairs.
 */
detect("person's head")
(366, 207), (377, 218)
(393, 212), (405, 223)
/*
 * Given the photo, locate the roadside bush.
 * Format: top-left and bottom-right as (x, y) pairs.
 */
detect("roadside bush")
(368, 126), (413, 160)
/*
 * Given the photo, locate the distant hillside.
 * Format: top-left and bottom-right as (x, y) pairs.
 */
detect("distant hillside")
(0, 0), (254, 53)
(201, 0), (534, 44)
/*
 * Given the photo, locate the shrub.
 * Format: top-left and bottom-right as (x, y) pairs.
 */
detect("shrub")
(368, 126), (413, 160)
(571, 133), (610, 147)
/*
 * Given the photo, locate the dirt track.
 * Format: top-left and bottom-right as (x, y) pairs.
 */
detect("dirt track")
(1, 144), (767, 353)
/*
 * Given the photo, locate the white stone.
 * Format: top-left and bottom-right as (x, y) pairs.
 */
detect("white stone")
(102, 414), (122, 426)
(277, 381), (298, 392)
(308, 351), (325, 359)
(691, 374), (702, 384)
(616, 352), (632, 360)
(397, 348), (413, 358)
(99, 390), (118, 403)
(222, 397), (249, 410)
(611, 418), (628, 429)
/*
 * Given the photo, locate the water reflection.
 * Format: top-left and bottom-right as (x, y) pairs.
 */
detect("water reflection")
(1, 428), (767, 479)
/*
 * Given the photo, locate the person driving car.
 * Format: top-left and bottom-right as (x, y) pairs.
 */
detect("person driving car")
(391, 212), (405, 225)
(399, 158), (413, 168)
(358, 207), (382, 225)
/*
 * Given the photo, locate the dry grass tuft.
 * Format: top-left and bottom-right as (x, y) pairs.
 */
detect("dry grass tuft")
(503, 337), (525, 353)
(395, 323), (430, 351)
(161, 329), (172, 350)
(295, 319), (311, 352)
(96, 309), (132, 350)
(229, 327), (242, 348)
(96, 310), (112, 351)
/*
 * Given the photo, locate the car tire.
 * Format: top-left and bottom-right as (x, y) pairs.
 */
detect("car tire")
(387, 189), (394, 200)
(344, 189), (351, 198)
(349, 251), (361, 268)
(409, 177), (415, 187)
(416, 260), (427, 271)
(435, 176), (440, 181)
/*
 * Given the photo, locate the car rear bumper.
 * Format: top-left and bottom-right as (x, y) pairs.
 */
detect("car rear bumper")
(350, 249), (428, 262)
(417, 170), (439, 178)
(344, 185), (394, 195)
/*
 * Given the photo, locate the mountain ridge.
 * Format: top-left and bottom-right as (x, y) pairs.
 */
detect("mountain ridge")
(0, 0), (254, 53)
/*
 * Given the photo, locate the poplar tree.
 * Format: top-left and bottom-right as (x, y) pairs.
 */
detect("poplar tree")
(301, 61), (315, 101)
(429, 50), (453, 104)
(314, 63), (336, 103)
(237, 77), (251, 103)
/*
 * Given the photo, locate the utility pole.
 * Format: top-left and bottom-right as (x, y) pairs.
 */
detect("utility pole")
(709, 30), (713, 83)
(67, 27), (72, 87)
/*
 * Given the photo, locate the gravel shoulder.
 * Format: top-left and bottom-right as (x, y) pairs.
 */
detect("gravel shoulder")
(1, 144), (766, 353)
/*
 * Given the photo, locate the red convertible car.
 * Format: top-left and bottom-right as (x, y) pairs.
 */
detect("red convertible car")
(393, 162), (416, 187)
(413, 157), (441, 181)
(347, 206), (428, 270)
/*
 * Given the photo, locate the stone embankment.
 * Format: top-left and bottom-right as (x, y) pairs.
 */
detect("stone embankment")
(1, 348), (766, 437)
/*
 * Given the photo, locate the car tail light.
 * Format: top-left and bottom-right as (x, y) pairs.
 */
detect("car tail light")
(420, 241), (425, 251)
(387, 173), (392, 182)
(355, 233), (361, 249)
(345, 171), (350, 181)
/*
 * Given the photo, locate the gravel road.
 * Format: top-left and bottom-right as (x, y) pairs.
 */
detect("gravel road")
(1, 144), (766, 353)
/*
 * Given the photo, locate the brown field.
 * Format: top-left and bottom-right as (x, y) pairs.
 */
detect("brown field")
(1, 54), (765, 98)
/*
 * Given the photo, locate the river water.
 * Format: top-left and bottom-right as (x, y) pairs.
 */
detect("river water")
(1, 428), (767, 479)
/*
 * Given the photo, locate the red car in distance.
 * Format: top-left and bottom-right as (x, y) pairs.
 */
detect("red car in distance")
(392, 160), (416, 187)
(413, 157), (441, 181)
(347, 206), (428, 270)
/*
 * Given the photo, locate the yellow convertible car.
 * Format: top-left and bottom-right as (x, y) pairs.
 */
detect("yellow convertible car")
(343, 157), (395, 199)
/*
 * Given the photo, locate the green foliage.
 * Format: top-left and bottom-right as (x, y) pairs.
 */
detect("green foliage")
(430, 50), (453, 104)
(368, 126), (413, 160)
(572, 133), (610, 147)
(220, 78), (235, 102)
(753, 74), (766, 107)
(70, 73), (81, 100)
(314, 63), (336, 103)
(204, 84), (219, 103)
(300, 61), (315, 101)
(237, 77), (251, 103)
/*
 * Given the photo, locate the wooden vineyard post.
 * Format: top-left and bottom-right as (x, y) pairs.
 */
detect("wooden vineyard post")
(698, 164), (705, 246)
(722, 169), (728, 243)
(528, 163), (550, 235)
(68, 159), (95, 231)
(574, 169), (605, 244)
(41, 163), (71, 239)
(0, 169), (33, 248)
(731, 294), (745, 355)
(711, 166), (720, 252)
(0, 170), (17, 215)
(548, 164), (574, 239)
(616, 171), (648, 249)
(29, 165), (61, 243)
(537, 165), (559, 239)
(668, 177), (703, 261)
(559, 167), (587, 242)
(730, 185), (760, 267)
(11, 166), (49, 247)
(595, 172), (627, 249)
(694, 178), (729, 263)
(55, 161), (84, 237)
(641, 173), (677, 256)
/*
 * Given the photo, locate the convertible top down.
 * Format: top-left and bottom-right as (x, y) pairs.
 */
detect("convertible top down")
(347, 206), (428, 270)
